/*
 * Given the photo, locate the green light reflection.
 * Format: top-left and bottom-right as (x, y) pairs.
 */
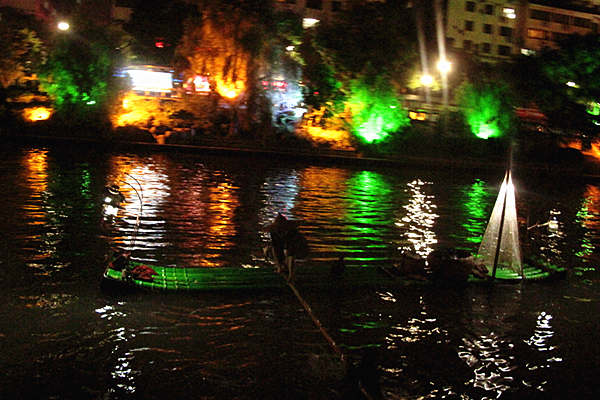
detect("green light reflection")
(453, 179), (493, 246)
(344, 171), (393, 262)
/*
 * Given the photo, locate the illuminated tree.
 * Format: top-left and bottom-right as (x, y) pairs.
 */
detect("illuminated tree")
(347, 75), (409, 143)
(305, 1), (417, 141)
(39, 27), (124, 125)
(177, 1), (292, 134)
(455, 81), (514, 140)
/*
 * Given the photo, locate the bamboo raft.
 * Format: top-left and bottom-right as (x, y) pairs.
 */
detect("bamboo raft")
(100, 261), (421, 292)
(101, 258), (565, 293)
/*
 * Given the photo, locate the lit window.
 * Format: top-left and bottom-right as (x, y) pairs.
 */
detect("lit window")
(503, 8), (516, 19)
(521, 48), (536, 56)
(528, 28), (547, 39)
(302, 18), (319, 29)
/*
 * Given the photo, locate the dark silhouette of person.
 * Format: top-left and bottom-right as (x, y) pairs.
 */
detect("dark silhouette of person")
(266, 213), (308, 281)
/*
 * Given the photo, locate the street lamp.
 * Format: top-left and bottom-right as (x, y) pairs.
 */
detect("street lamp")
(437, 58), (452, 75)
(437, 58), (451, 107)
(420, 74), (434, 87)
(57, 21), (70, 31)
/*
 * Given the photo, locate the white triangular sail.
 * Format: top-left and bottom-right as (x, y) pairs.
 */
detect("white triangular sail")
(477, 171), (522, 277)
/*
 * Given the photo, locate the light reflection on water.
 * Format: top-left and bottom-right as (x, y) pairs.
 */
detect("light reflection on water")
(396, 179), (439, 258)
(1, 145), (599, 399)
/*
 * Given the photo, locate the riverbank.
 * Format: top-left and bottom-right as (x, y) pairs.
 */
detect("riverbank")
(4, 127), (600, 181)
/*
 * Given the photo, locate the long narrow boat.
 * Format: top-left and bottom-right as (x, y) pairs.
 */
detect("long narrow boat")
(100, 258), (419, 292)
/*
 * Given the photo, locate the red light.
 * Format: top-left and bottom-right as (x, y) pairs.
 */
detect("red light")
(155, 41), (164, 48)
(314, 91), (319, 95)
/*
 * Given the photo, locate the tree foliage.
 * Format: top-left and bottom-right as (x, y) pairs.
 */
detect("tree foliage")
(347, 75), (410, 143)
(39, 27), (124, 123)
(506, 34), (600, 137)
(0, 8), (46, 89)
(303, 1), (417, 139)
(124, 0), (199, 65)
(455, 81), (515, 140)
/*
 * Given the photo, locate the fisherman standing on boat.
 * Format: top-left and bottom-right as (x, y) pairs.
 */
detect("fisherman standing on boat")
(265, 213), (309, 282)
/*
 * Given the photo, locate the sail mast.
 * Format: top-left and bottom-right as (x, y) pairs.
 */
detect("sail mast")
(491, 171), (509, 279)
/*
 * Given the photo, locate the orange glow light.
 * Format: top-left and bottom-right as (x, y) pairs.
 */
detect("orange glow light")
(215, 79), (244, 99)
(301, 126), (354, 150)
(24, 107), (52, 121)
(564, 139), (600, 160)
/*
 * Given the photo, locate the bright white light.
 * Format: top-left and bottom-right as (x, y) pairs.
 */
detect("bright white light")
(420, 74), (434, 87)
(286, 45), (295, 51)
(566, 81), (578, 88)
(104, 205), (119, 217)
(503, 8), (516, 19)
(302, 18), (319, 29)
(437, 59), (451, 75)
(521, 48), (536, 56)
(192, 75), (210, 92)
(57, 21), (70, 31)
(125, 69), (173, 92)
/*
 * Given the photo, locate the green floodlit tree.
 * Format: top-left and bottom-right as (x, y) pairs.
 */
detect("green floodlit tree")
(347, 75), (409, 143)
(455, 81), (514, 140)
(39, 27), (125, 126)
(309, 0), (417, 142)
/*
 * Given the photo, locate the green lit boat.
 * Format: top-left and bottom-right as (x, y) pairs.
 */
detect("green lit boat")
(101, 261), (288, 292)
(100, 251), (408, 292)
(466, 169), (567, 283)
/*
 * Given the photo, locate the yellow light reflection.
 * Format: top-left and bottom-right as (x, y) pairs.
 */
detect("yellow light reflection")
(293, 167), (351, 260)
(106, 156), (170, 251)
(20, 293), (74, 309)
(205, 181), (239, 266)
(396, 179), (439, 258)
(23, 149), (48, 195)
(581, 185), (600, 230)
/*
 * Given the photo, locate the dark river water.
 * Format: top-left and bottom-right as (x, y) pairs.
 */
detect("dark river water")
(0, 142), (598, 399)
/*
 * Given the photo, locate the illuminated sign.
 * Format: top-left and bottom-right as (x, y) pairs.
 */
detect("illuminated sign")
(125, 68), (173, 93)
(261, 80), (288, 92)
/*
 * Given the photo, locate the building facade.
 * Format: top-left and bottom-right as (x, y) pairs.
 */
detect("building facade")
(446, 0), (600, 61)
